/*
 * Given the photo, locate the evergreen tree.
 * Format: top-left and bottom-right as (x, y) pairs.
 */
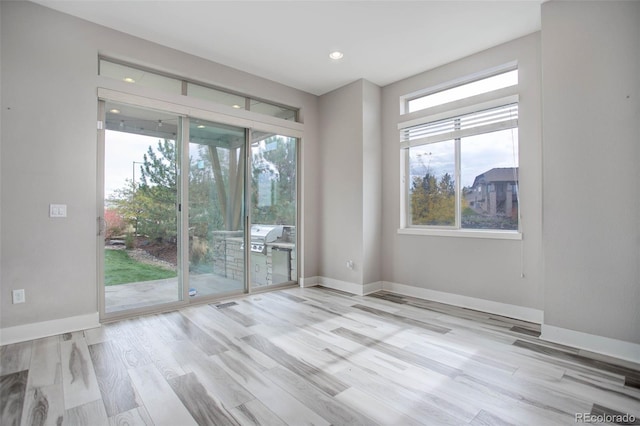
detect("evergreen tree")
(136, 139), (178, 241)
(411, 172), (455, 226)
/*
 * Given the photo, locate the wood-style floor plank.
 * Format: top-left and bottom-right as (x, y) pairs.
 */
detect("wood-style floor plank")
(127, 324), (186, 381)
(229, 399), (287, 426)
(334, 386), (425, 426)
(128, 364), (197, 426)
(0, 369), (28, 426)
(59, 339), (102, 410)
(25, 337), (60, 390)
(64, 399), (108, 426)
(182, 355), (254, 409)
(88, 341), (138, 417)
(107, 406), (153, 426)
(212, 351), (331, 426)
(263, 365), (377, 426)
(167, 372), (240, 426)
(332, 326), (463, 379)
(335, 363), (471, 425)
(161, 312), (228, 356)
(0, 342), (32, 376)
(241, 333), (349, 396)
(20, 384), (65, 426)
(2, 287), (639, 425)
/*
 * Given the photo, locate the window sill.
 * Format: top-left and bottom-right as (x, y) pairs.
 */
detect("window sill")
(397, 227), (522, 240)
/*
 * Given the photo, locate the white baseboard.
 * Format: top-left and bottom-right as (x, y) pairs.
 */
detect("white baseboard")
(363, 281), (384, 295)
(300, 276), (320, 288)
(541, 325), (640, 364)
(0, 312), (101, 346)
(382, 281), (544, 324)
(317, 277), (383, 296)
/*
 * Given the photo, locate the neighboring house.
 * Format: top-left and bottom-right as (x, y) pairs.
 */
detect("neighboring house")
(466, 167), (519, 219)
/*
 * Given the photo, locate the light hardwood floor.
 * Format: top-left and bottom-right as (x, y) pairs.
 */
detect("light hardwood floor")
(1, 287), (639, 425)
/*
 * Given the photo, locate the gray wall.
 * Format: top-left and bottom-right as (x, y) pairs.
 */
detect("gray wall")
(380, 33), (544, 310)
(361, 80), (382, 286)
(541, 1), (640, 344)
(319, 81), (363, 284)
(0, 1), (319, 329)
(318, 79), (382, 287)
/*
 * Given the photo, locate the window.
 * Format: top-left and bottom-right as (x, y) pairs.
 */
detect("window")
(99, 58), (298, 122)
(406, 69), (518, 113)
(399, 68), (520, 236)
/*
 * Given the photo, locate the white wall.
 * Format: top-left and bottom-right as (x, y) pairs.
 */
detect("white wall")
(0, 1), (319, 332)
(380, 33), (544, 312)
(541, 1), (640, 345)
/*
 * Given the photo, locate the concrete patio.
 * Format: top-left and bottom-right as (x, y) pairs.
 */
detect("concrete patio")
(105, 273), (243, 313)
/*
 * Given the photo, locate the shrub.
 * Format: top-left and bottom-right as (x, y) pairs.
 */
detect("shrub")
(105, 208), (126, 240)
(125, 233), (135, 250)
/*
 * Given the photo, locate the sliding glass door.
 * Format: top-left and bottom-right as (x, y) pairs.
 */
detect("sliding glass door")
(250, 132), (297, 289)
(188, 120), (246, 298)
(101, 102), (181, 314)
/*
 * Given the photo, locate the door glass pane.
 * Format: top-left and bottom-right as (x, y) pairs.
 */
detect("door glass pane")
(188, 120), (246, 297)
(103, 102), (181, 313)
(250, 132), (297, 288)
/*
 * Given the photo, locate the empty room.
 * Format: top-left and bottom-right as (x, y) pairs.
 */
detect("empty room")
(1, 1), (639, 425)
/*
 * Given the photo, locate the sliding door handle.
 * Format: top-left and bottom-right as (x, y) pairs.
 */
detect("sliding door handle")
(97, 217), (106, 237)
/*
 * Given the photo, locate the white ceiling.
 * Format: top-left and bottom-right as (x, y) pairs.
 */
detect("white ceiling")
(33, 0), (543, 96)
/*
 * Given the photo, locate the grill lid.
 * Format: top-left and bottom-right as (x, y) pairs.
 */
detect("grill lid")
(249, 225), (284, 253)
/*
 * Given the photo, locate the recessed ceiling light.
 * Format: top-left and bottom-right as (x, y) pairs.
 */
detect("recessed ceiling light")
(197, 125), (206, 129)
(123, 77), (135, 83)
(232, 104), (242, 109)
(329, 51), (344, 60)
(109, 109), (120, 114)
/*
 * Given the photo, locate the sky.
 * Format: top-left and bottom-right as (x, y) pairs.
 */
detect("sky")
(409, 128), (518, 188)
(104, 130), (171, 198)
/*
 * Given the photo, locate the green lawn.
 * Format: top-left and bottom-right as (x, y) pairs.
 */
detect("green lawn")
(105, 249), (177, 286)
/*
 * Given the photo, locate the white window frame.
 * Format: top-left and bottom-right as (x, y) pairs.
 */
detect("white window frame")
(398, 67), (521, 240)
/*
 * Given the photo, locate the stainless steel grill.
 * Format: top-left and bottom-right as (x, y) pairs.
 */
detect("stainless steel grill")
(249, 224), (284, 253)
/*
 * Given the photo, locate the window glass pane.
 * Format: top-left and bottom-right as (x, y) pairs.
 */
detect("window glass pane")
(408, 70), (518, 113)
(187, 83), (246, 110)
(100, 59), (300, 123)
(461, 128), (519, 230)
(250, 100), (297, 121)
(100, 60), (182, 94)
(409, 141), (455, 226)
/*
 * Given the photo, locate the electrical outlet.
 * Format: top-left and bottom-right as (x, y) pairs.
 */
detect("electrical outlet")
(12, 289), (25, 304)
(346, 260), (354, 270)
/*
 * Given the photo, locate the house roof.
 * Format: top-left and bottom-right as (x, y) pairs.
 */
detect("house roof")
(472, 167), (518, 188)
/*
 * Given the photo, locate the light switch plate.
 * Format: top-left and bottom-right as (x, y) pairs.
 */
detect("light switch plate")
(49, 204), (67, 218)
(12, 289), (25, 304)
